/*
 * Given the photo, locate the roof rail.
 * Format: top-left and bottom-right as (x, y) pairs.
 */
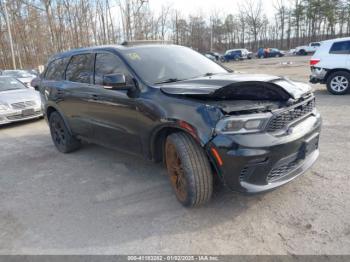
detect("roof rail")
(121, 40), (173, 46)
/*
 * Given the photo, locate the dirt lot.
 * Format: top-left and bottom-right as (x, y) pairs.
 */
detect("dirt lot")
(0, 56), (349, 255)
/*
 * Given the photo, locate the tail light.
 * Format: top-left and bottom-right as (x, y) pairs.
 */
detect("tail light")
(310, 59), (320, 66)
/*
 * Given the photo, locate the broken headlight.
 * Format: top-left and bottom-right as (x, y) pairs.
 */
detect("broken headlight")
(215, 113), (272, 134)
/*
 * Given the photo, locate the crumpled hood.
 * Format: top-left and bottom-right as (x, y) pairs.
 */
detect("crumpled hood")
(0, 89), (41, 105)
(159, 73), (311, 100)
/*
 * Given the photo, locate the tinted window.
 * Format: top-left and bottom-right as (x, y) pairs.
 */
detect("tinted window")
(45, 58), (69, 80)
(66, 54), (94, 83)
(311, 43), (320, 47)
(330, 41), (350, 54)
(94, 53), (131, 85)
(122, 46), (227, 85)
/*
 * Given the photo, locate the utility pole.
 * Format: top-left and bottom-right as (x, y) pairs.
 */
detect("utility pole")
(4, 0), (16, 69)
(210, 16), (213, 52)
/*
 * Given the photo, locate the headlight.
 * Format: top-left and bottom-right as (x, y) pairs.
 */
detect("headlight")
(0, 103), (9, 111)
(215, 113), (272, 134)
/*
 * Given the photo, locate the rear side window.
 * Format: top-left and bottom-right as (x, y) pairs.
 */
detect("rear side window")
(311, 43), (320, 47)
(45, 58), (69, 81)
(94, 53), (131, 85)
(66, 54), (94, 83)
(329, 41), (350, 54)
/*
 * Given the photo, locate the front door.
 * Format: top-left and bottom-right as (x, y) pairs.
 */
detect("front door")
(86, 52), (143, 155)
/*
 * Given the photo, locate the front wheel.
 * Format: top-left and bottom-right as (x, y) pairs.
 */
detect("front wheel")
(326, 71), (350, 95)
(165, 132), (213, 207)
(49, 111), (81, 153)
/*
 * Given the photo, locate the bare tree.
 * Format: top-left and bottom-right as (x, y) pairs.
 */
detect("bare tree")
(242, 0), (263, 50)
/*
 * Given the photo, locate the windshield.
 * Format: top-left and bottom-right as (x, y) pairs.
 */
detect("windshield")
(3, 70), (33, 78)
(122, 45), (227, 85)
(0, 77), (26, 92)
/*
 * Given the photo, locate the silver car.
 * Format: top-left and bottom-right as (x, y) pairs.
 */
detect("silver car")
(2, 70), (36, 88)
(0, 77), (42, 125)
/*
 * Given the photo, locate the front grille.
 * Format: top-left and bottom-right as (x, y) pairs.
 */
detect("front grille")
(266, 98), (315, 132)
(11, 101), (36, 109)
(239, 166), (250, 181)
(7, 111), (41, 120)
(268, 158), (300, 182)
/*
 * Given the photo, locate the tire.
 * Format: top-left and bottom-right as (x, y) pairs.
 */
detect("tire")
(326, 71), (350, 95)
(165, 132), (213, 207)
(49, 111), (81, 153)
(298, 49), (307, 56)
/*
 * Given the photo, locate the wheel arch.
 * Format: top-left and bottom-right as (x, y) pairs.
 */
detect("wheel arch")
(46, 105), (74, 135)
(46, 105), (57, 120)
(325, 68), (350, 82)
(150, 125), (206, 163)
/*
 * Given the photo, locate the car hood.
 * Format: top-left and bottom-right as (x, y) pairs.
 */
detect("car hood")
(159, 73), (311, 101)
(17, 77), (35, 84)
(0, 89), (41, 105)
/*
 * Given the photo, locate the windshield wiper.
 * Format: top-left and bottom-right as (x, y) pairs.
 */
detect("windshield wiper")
(154, 73), (218, 85)
(154, 78), (182, 85)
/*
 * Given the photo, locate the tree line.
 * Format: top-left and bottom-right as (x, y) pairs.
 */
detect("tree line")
(0, 0), (349, 69)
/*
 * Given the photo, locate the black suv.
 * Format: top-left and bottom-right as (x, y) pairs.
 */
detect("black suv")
(40, 44), (321, 207)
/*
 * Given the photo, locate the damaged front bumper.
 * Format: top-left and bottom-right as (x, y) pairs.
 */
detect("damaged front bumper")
(207, 112), (322, 193)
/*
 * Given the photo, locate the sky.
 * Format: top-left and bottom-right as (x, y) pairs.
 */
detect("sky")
(148, 0), (284, 19)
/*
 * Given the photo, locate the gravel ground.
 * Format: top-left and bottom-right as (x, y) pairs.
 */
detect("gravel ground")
(0, 56), (349, 255)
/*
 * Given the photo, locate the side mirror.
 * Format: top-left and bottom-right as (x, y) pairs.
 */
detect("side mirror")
(103, 74), (128, 89)
(31, 77), (41, 91)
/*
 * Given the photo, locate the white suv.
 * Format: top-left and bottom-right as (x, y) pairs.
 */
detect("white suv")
(310, 37), (350, 95)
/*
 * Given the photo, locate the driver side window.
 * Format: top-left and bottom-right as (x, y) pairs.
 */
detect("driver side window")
(94, 53), (132, 86)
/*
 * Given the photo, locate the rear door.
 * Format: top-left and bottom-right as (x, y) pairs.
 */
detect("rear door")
(41, 56), (70, 113)
(60, 53), (95, 138)
(328, 40), (350, 69)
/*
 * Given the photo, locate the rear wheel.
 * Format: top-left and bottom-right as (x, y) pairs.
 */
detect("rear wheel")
(298, 49), (307, 56)
(49, 111), (81, 153)
(165, 132), (213, 207)
(326, 71), (350, 95)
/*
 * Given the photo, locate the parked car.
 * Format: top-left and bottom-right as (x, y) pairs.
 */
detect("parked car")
(257, 48), (285, 58)
(206, 52), (222, 62)
(26, 69), (39, 76)
(0, 76), (42, 125)
(309, 37), (350, 95)
(2, 70), (36, 88)
(295, 42), (320, 56)
(221, 49), (253, 62)
(221, 50), (242, 62)
(236, 48), (253, 59)
(288, 49), (296, 55)
(40, 44), (321, 207)
(204, 53), (216, 61)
